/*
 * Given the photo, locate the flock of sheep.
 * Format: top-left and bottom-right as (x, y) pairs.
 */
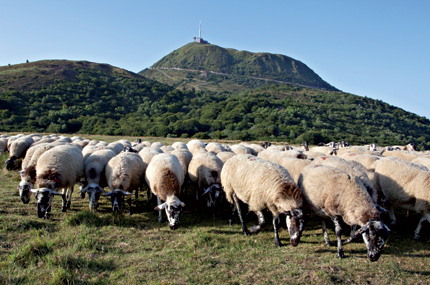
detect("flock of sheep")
(2, 133), (430, 262)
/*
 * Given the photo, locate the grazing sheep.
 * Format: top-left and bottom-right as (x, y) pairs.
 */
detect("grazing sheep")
(0, 136), (9, 154)
(221, 154), (304, 247)
(171, 141), (188, 150)
(230, 144), (253, 155)
(258, 149), (311, 183)
(188, 152), (224, 207)
(5, 135), (35, 170)
(18, 142), (66, 204)
(145, 153), (185, 229)
(171, 148), (193, 179)
(411, 156), (430, 170)
(32, 144), (84, 218)
(373, 156), (430, 239)
(104, 152), (146, 214)
(205, 142), (226, 154)
(339, 152), (381, 171)
(160, 145), (175, 153)
(151, 142), (164, 148)
(311, 156), (378, 203)
(80, 148), (117, 211)
(298, 164), (390, 261)
(309, 146), (337, 156)
(381, 150), (421, 162)
(187, 139), (207, 155)
(107, 141), (125, 155)
(139, 147), (163, 168)
(216, 151), (235, 164)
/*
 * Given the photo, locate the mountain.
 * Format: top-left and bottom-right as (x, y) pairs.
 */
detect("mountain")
(139, 42), (338, 92)
(1, 59), (430, 149)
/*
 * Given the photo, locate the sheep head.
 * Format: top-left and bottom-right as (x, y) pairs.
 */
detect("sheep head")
(353, 220), (390, 262)
(80, 183), (105, 211)
(17, 180), (33, 204)
(30, 188), (63, 219)
(155, 196), (185, 230)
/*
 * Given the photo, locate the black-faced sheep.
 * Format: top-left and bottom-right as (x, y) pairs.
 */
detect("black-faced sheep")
(373, 156), (430, 239)
(32, 144), (84, 218)
(221, 154), (305, 247)
(80, 148), (117, 211)
(298, 164), (390, 261)
(188, 152), (224, 207)
(145, 153), (185, 229)
(103, 152), (146, 214)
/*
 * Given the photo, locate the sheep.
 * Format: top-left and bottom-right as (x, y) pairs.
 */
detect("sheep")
(309, 146), (337, 156)
(145, 153), (185, 229)
(221, 154), (305, 247)
(205, 142), (226, 154)
(0, 136), (8, 154)
(258, 149), (311, 183)
(188, 152), (224, 207)
(339, 152), (381, 171)
(103, 152), (146, 214)
(311, 156), (378, 203)
(373, 156), (430, 239)
(151, 142), (164, 148)
(411, 156), (430, 170)
(298, 164), (390, 261)
(171, 141), (188, 150)
(139, 147), (163, 168)
(160, 145), (175, 153)
(31, 144), (84, 218)
(171, 148), (193, 180)
(5, 135), (35, 170)
(216, 151), (235, 164)
(17, 142), (66, 204)
(382, 150), (421, 162)
(230, 144), (253, 155)
(187, 139), (207, 155)
(107, 141), (125, 155)
(80, 148), (117, 211)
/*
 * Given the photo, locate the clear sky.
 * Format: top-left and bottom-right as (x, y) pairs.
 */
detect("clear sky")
(2, 1), (429, 118)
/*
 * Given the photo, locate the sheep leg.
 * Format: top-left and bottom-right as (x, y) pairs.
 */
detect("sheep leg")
(66, 186), (73, 210)
(322, 220), (331, 246)
(387, 204), (397, 225)
(273, 216), (283, 247)
(61, 188), (67, 212)
(343, 225), (358, 244)
(232, 193), (251, 236)
(414, 214), (430, 239)
(157, 196), (163, 223)
(128, 194), (132, 216)
(250, 211), (266, 233)
(332, 216), (345, 259)
(228, 204), (236, 226)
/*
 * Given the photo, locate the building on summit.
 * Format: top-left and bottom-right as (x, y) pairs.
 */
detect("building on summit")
(193, 21), (209, 44)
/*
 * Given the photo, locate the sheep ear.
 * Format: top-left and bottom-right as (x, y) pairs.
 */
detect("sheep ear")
(49, 190), (62, 196)
(102, 191), (113, 197)
(375, 204), (388, 214)
(353, 224), (369, 238)
(155, 202), (167, 210)
(202, 185), (215, 196)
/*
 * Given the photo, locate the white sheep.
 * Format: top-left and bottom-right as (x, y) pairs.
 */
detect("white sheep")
(0, 136), (9, 154)
(216, 151), (235, 164)
(311, 156), (378, 203)
(151, 142), (164, 148)
(411, 156), (430, 170)
(339, 152), (381, 171)
(258, 149), (311, 183)
(171, 148), (193, 179)
(381, 150), (421, 162)
(104, 152), (146, 214)
(5, 135), (35, 170)
(373, 156), (430, 239)
(145, 153), (185, 229)
(80, 148), (117, 211)
(160, 145), (175, 153)
(298, 164), (390, 261)
(221, 154), (305, 247)
(18, 142), (66, 204)
(205, 142), (226, 154)
(31, 144), (84, 218)
(171, 141), (188, 150)
(188, 152), (224, 207)
(230, 144), (253, 155)
(187, 139), (207, 155)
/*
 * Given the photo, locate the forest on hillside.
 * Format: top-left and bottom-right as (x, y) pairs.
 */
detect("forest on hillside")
(1, 64), (429, 149)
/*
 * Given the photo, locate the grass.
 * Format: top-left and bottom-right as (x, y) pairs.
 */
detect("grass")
(1, 138), (430, 284)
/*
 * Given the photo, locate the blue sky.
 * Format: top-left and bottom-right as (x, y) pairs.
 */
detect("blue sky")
(2, 1), (429, 118)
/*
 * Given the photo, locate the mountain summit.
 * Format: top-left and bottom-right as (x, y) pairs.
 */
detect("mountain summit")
(140, 42), (338, 92)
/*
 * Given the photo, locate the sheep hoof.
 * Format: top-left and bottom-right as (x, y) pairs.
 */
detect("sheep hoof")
(250, 225), (261, 233)
(337, 250), (345, 259)
(243, 229), (251, 236)
(414, 233), (420, 240)
(61, 206), (67, 212)
(66, 201), (71, 209)
(275, 241), (283, 247)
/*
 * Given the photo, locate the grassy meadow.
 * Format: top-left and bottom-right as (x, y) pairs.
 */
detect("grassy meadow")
(1, 135), (430, 284)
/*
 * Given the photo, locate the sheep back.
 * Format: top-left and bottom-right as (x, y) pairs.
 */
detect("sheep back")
(105, 152), (145, 192)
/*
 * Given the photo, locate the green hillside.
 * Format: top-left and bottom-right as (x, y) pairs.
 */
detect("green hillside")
(140, 42), (337, 92)
(1, 59), (430, 149)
